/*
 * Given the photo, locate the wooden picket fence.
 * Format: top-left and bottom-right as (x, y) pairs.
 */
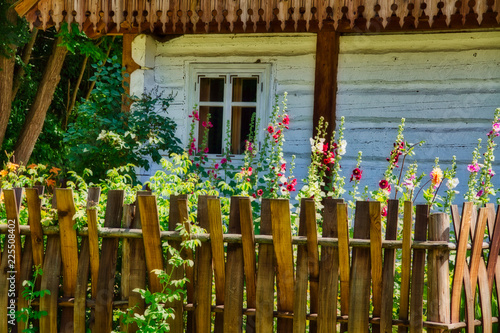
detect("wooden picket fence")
(0, 186), (499, 332)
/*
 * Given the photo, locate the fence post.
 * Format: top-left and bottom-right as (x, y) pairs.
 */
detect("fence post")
(94, 190), (124, 333)
(207, 197), (225, 333)
(56, 188), (79, 332)
(195, 195), (216, 333)
(427, 213), (450, 333)
(223, 196), (245, 333)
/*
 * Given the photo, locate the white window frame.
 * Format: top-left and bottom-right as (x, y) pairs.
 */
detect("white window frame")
(187, 63), (272, 158)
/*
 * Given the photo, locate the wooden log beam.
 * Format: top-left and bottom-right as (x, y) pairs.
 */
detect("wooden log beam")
(313, 30), (339, 138)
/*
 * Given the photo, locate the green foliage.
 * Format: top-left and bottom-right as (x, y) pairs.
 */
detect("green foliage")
(120, 223), (201, 332)
(64, 56), (182, 182)
(0, 3), (30, 58)
(16, 266), (50, 332)
(56, 23), (105, 60)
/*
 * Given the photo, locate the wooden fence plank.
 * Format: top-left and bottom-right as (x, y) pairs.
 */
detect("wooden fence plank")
(255, 199), (275, 333)
(427, 213), (450, 333)
(94, 190), (124, 333)
(74, 237), (90, 333)
(270, 199), (294, 332)
(119, 204), (134, 332)
(75, 187), (101, 333)
(380, 199), (399, 333)
(305, 198), (319, 333)
(409, 205), (429, 332)
(336, 200), (349, 333)
(2, 189), (23, 333)
(470, 207), (492, 333)
(167, 195), (188, 333)
(26, 188), (44, 272)
(39, 235), (62, 333)
(195, 195), (215, 333)
(239, 197), (256, 333)
(207, 197), (225, 333)
(398, 201), (413, 333)
(486, 205), (500, 294)
(87, 187), (101, 298)
(450, 203), (474, 333)
(56, 188), (79, 332)
(127, 191), (150, 333)
(369, 201), (382, 333)
(293, 199), (314, 332)
(139, 194), (164, 293)
(223, 196), (245, 333)
(348, 201), (372, 333)
(178, 197), (195, 333)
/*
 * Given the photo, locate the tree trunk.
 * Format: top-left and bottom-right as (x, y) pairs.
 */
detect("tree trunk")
(0, 3), (18, 149)
(0, 54), (15, 150)
(13, 36), (67, 164)
(11, 28), (38, 101)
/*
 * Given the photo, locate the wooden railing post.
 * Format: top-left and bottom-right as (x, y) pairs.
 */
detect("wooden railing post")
(427, 212), (450, 332)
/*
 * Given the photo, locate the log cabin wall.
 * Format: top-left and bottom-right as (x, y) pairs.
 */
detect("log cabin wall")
(131, 31), (500, 196)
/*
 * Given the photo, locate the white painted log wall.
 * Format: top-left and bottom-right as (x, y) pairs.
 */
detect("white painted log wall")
(131, 31), (500, 201)
(131, 33), (317, 186)
(337, 31), (500, 201)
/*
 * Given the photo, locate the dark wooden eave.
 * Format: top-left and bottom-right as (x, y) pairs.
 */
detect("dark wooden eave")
(15, 0), (500, 37)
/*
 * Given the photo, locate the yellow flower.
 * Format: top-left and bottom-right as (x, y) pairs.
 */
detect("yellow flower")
(0, 170), (8, 177)
(430, 167), (443, 188)
(6, 162), (19, 171)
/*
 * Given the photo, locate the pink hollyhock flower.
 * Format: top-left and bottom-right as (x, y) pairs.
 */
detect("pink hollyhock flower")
(203, 147), (209, 153)
(493, 123), (500, 132)
(214, 163), (219, 169)
(193, 110), (199, 121)
(281, 163), (286, 171)
(379, 179), (389, 189)
(257, 189), (263, 196)
(221, 158), (227, 164)
(267, 125), (274, 134)
(467, 163), (480, 173)
(488, 168), (495, 177)
(252, 193), (256, 198)
(287, 183), (296, 192)
(477, 189), (484, 197)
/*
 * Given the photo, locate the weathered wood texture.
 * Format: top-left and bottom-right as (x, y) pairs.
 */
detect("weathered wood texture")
(18, 0), (500, 35)
(2, 193), (500, 332)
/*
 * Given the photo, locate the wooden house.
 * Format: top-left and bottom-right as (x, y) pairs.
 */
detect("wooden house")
(17, 0), (500, 193)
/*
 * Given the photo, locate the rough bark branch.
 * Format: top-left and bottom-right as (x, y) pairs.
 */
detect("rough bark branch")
(11, 28), (38, 101)
(13, 36), (68, 164)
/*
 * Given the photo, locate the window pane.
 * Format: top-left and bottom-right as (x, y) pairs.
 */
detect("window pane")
(200, 78), (224, 102)
(232, 78), (257, 102)
(198, 106), (223, 154)
(231, 106), (256, 154)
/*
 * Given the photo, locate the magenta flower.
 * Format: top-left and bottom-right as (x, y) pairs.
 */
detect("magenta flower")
(203, 147), (209, 153)
(467, 163), (480, 173)
(283, 114), (290, 125)
(350, 168), (362, 182)
(214, 163), (219, 169)
(221, 158), (227, 164)
(267, 125), (274, 134)
(493, 123), (500, 132)
(381, 206), (387, 217)
(257, 189), (263, 196)
(379, 179), (389, 189)
(477, 189), (484, 197)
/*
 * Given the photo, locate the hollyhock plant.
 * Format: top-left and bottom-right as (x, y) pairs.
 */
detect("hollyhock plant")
(348, 151), (364, 210)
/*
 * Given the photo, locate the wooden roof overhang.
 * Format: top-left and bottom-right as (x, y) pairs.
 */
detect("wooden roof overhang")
(15, 0), (500, 36)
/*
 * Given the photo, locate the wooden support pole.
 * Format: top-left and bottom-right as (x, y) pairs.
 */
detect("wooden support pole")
(313, 30), (340, 137)
(122, 34), (140, 105)
(427, 213), (450, 333)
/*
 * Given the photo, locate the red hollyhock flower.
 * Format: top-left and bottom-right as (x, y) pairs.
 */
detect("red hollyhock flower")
(267, 125), (274, 134)
(350, 168), (362, 182)
(257, 189), (263, 196)
(379, 179), (389, 189)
